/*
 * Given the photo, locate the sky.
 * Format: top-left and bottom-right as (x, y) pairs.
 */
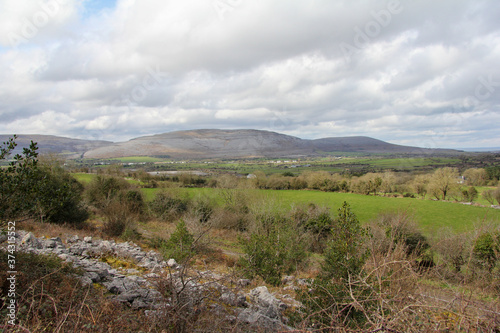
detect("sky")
(0, 0), (499, 149)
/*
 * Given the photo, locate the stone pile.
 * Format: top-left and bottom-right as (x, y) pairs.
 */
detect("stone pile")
(5, 230), (302, 331)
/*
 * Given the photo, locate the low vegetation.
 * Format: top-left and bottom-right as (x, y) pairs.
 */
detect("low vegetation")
(1, 136), (500, 332)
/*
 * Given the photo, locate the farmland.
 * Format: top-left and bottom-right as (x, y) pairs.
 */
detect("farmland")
(5, 145), (500, 332)
(77, 153), (489, 175)
(73, 169), (500, 235)
(139, 187), (499, 235)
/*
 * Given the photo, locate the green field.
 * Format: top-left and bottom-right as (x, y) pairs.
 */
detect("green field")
(72, 171), (500, 236)
(110, 156), (167, 163)
(73, 173), (96, 184)
(82, 155), (469, 175)
(141, 187), (499, 236)
(364, 157), (461, 169)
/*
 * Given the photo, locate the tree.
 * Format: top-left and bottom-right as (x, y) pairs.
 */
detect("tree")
(239, 213), (307, 286)
(463, 168), (488, 186)
(321, 201), (368, 281)
(411, 174), (429, 198)
(486, 166), (500, 182)
(0, 136), (39, 220)
(0, 136), (88, 223)
(298, 202), (370, 329)
(473, 231), (500, 272)
(160, 220), (195, 263)
(428, 167), (459, 200)
(461, 186), (478, 203)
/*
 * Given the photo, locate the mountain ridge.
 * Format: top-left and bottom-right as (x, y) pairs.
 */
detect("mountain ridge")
(1, 129), (461, 160)
(0, 134), (112, 159)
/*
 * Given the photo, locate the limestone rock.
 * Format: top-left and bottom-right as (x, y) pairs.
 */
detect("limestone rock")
(21, 232), (42, 249)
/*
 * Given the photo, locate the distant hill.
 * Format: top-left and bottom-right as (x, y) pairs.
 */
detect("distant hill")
(83, 129), (311, 159)
(312, 136), (432, 154)
(1, 130), (461, 160)
(0, 135), (112, 159)
(83, 129), (460, 159)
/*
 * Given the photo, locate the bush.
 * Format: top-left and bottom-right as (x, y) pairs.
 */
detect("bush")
(472, 231), (500, 272)
(120, 225), (142, 241)
(321, 202), (368, 281)
(461, 186), (478, 203)
(373, 210), (430, 258)
(179, 173), (206, 187)
(190, 194), (215, 223)
(84, 175), (145, 236)
(210, 189), (251, 231)
(291, 203), (334, 253)
(289, 176), (308, 190)
(149, 189), (189, 221)
(101, 200), (135, 237)
(239, 213), (307, 286)
(297, 202), (369, 329)
(483, 190), (496, 204)
(120, 188), (145, 215)
(35, 168), (89, 224)
(84, 175), (130, 209)
(0, 137), (88, 224)
(160, 220), (195, 263)
(265, 174), (290, 190)
(494, 187), (500, 205)
(433, 229), (470, 274)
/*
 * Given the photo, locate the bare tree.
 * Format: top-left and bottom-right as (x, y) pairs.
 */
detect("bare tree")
(428, 167), (460, 200)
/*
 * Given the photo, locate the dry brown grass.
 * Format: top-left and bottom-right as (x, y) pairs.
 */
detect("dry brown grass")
(9, 205), (500, 332)
(18, 219), (103, 241)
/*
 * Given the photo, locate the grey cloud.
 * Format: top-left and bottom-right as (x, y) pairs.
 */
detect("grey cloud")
(0, 1), (499, 148)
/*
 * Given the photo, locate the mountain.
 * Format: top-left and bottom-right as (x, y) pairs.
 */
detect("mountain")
(1, 130), (460, 160)
(0, 135), (112, 159)
(83, 129), (459, 159)
(312, 136), (431, 154)
(83, 129), (311, 159)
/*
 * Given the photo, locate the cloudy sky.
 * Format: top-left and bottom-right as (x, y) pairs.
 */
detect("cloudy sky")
(0, 0), (499, 149)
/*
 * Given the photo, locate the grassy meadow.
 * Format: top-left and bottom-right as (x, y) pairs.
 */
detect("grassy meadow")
(141, 187), (499, 235)
(73, 170), (500, 236)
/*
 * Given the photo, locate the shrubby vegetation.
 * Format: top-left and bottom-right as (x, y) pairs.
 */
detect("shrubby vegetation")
(159, 219), (196, 263)
(239, 212), (308, 286)
(0, 136), (88, 224)
(298, 202), (371, 328)
(84, 174), (145, 236)
(130, 164), (499, 207)
(2, 137), (499, 331)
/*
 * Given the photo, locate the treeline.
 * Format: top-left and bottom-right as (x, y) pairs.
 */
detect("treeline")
(129, 167), (500, 204)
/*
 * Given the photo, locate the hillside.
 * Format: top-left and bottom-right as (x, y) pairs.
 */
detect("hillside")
(83, 129), (459, 159)
(312, 136), (432, 154)
(0, 134), (112, 159)
(2, 130), (460, 160)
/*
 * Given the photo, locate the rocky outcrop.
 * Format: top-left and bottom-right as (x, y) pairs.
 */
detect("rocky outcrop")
(7, 230), (301, 331)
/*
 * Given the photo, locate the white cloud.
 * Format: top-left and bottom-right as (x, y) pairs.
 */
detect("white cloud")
(0, 0), (499, 148)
